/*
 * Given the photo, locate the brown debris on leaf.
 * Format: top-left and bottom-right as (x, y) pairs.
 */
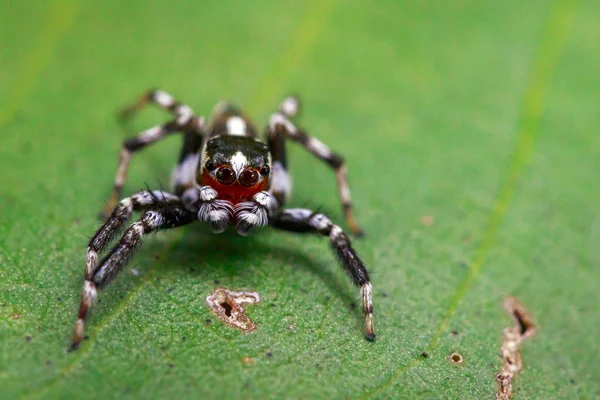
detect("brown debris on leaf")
(420, 215), (435, 226)
(206, 287), (261, 332)
(496, 297), (537, 400)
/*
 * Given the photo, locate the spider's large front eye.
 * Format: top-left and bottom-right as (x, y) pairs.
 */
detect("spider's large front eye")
(216, 167), (236, 185)
(205, 160), (216, 172)
(239, 168), (259, 186)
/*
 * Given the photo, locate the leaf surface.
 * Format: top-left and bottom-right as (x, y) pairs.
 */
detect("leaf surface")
(1, 0), (598, 398)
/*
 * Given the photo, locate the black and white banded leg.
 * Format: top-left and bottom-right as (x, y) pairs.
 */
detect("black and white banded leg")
(103, 89), (205, 216)
(267, 104), (364, 236)
(118, 89), (196, 125)
(72, 202), (197, 350)
(271, 208), (375, 340)
(88, 190), (181, 278)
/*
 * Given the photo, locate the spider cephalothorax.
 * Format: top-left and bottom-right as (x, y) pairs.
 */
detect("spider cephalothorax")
(71, 92), (375, 351)
(199, 135), (272, 203)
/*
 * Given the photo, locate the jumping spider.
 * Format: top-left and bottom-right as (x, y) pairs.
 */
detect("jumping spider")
(71, 90), (375, 349)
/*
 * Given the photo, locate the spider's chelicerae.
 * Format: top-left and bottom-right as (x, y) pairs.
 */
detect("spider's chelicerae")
(71, 90), (375, 349)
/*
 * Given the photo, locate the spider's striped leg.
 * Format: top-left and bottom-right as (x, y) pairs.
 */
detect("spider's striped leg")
(267, 108), (364, 236)
(118, 89), (195, 125)
(88, 190), (181, 279)
(71, 203), (197, 350)
(172, 126), (205, 197)
(263, 96), (301, 208)
(278, 95), (301, 118)
(271, 208), (375, 340)
(103, 116), (205, 217)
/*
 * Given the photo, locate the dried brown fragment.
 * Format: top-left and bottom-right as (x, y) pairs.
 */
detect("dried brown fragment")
(206, 287), (260, 331)
(241, 356), (254, 365)
(420, 215), (435, 226)
(496, 297), (537, 400)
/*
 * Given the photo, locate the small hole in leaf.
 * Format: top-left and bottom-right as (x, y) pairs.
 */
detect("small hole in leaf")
(450, 352), (463, 364)
(221, 302), (233, 317)
(206, 287), (260, 331)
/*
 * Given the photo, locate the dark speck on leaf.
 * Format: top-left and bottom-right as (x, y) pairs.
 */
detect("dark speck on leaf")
(421, 351), (429, 358)
(324, 296), (331, 302)
(350, 302), (357, 309)
(188, 267), (195, 273)
(56, 297), (62, 302)
(167, 287), (174, 293)
(182, 336), (186, 341)
(570, 379), (576, 385)
(168, 363), (174, 369)
(155, 255), (160, 260)
(382, 292), (389, 298)
(45, 360), (52, 366)
(269, 303), (276, 308)
(205, 319), (212, 324)
(451, 330), (459, 335)
(214, 279), (220, 284)
(160, 346), (166, 351)
(84, 335), (89, 340)
(266, 352), (273, 358)
(25, 336), (32, 342)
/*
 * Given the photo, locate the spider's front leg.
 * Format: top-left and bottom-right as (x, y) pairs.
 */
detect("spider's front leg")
(271, 208), (375, 340)
(72, 201), (197, 350)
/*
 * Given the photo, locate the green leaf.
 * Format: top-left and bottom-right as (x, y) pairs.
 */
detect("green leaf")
(1, 0), (598, 398)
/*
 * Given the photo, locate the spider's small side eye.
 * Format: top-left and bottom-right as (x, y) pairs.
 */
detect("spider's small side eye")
(216, 167), (236, 185)
(239, 168), (259, 186)
(205, 160), (216, 171)
(259, 165), (270, 176)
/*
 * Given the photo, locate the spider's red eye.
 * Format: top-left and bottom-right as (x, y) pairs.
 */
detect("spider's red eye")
(239, 168), (259, 186)
(216, 167), (236, 185)
(259, 165), (270, 176)
(205, 160), (216, 171)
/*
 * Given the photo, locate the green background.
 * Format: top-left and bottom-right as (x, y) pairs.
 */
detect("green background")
(1, 0), (598, 398)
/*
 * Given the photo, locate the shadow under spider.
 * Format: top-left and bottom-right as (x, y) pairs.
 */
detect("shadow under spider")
(150, 225), (358, 312)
